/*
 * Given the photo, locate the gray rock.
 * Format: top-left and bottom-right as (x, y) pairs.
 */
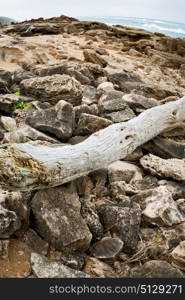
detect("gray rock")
(83, 50), (107, 67)
(144, 137), (185, 159)
(104, 107), (136, 123)
(140, 154), (185, 182)
(90, 237), (124, 259)
(1, 125), (60, 144)
(74, 104), (99, 123)
(23, 229), (49, 256)
(122, 93), (159, 112)
(31, 253), (90, 278)
(0, 69), (12, 92)
(132, 186), (185, 226)
(98, 200), (141, 253)
(31, 185), (92, 252)
(108, 71), (142, 91)
(20, 74), (83, 105)
(80, 198), (104, 240)
(98, 90), (126, 113)
(76, 113), (112, 135)
(127, 260), (184, 278)
(0, 116), (17, 132)
(0, 205), (20, 238)
(108, 161), (143, 184)
(26, 100), (74, 140)
(12, 69), (34, 84)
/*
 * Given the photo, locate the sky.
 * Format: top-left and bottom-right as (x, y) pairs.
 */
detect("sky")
(1, 0), (185, 23)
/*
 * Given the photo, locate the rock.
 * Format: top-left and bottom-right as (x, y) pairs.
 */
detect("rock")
(31, 185), (92, 252)
(132, 186), (185, 226)
(83, 49), (107, 67)
(171, 241), (185, 271)
(108, 161), (143, 183)
(0, 116), (17, 132)
(108, 71), (142, 91)
(0, 94), (34, 113)
(80, 198), (104, 241)
(161, 222), (185, 249)
(144, 137), (185, 159)
(12, 68), (34, 84)
(124, 147), (143, 161)
(1, 125), (60, 144)
(97, 81), (114, 92)
(20, 74), (83, 105)
(84, 257), (117, 277)
(76, 113), (112, 135)
(0, 240), (9, 259)
(0, 69), (12, 92)
(0, 205), (20, 238)
(98, 200), (141, 253)
(158, 180), (185, 200)
(32, 62), (106, 86)
(23, 229), (49, 256)
(82, 85), (99, 105)
(26, 100), (74, 140)
(98, 90), (126, 113)
(122, 93), (159, 112)
(74, 104), (99, 123)
(90, 237), (123, 259)
(140, 154), (185, 182)
(31, 253), (90, 278)
(127, 260), (184, 278)
(104, 107), (136, 123)
(59, 253), (86, 270)
(110, 176), (158, 198)
(0, 239), (31, 278)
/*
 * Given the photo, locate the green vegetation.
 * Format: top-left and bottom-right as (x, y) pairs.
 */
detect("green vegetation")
(14, 91), (21, 96)
(12, 102), (28, 111)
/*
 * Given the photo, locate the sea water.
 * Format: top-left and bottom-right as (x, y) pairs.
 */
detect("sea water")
(79, 16), (185, 38)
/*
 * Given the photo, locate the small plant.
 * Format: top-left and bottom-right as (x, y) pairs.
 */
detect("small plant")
(12, 101), (28, 111)
(14, 91), (21, 96)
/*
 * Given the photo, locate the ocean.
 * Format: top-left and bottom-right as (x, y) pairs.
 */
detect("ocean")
(79, 16), (185, 38)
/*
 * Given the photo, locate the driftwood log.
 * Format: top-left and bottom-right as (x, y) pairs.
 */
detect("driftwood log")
(0, 96), (185, 191)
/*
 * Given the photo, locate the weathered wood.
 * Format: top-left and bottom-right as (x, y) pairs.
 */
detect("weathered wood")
(0, 96), (185, 191)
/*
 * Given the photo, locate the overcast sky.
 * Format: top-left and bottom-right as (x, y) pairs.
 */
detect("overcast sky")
(1, 0), (185, 23)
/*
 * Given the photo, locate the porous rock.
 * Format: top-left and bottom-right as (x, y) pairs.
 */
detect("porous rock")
(20, 74), (83, 105)
(26, 100), (74, 140)
(31, 185), (92, 252)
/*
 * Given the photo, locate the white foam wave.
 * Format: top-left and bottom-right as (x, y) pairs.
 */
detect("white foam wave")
(143, 23), (185, 34)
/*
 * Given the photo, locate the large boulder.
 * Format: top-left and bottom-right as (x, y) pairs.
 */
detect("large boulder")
(20, 74), (83, 105)
(31, 185), (92, 252)
(26, 100), (74, 140)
